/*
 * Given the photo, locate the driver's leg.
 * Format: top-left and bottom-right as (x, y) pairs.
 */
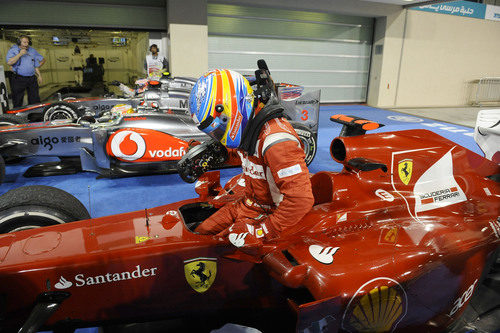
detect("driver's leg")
(195, 201), (239, 235)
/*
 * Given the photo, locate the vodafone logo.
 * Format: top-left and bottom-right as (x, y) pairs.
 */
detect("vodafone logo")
(107, 128), (189, 162)
(149, 147), (186, 158)
(110, 130), (146, 161)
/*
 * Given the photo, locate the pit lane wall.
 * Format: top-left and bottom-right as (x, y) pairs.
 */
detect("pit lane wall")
(368, 6), (500, 108)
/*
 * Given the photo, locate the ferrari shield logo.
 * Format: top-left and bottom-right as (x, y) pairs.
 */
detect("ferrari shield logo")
(184, 258), (217, 293)
(398, 159), (413, 185)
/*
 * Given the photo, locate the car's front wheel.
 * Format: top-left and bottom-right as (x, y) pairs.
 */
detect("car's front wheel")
(0, 185), (90, 233)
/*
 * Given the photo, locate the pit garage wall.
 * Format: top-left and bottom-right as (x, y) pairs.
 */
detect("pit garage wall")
(167, 0), (208, 78)
(0, 33), (149, 89)
(368, 9), (500, 108)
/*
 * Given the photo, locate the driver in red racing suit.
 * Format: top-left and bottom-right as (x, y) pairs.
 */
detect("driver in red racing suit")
(187, 68), (314, 249)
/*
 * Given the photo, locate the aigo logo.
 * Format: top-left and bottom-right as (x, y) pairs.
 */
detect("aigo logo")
(107, 128), (188, 162)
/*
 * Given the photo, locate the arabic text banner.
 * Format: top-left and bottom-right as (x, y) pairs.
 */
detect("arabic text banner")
(411, 1), (486, 19)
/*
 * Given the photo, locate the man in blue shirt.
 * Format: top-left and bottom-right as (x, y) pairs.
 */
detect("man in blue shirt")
(6, 35), (45, 107)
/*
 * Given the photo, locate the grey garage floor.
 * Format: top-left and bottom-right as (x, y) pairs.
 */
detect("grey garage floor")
(390, 106), (500, 128)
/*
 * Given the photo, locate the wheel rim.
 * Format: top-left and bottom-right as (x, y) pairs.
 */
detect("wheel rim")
(9, 225), (42, 232)
(295, 131), (316, 166)
(0, 210), (66, 233)
(45, 106), (76, 121)
(300, 137), (310, 154)
(0, 121), (16, 126)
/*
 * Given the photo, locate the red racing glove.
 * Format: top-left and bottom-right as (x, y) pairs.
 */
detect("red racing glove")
(187, 139), (201, 151)
(219, 218), (278, 248)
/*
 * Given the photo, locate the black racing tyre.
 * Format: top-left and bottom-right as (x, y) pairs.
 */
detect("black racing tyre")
(42, 101), (80, 122)
(0, 114), (27, 126)
(0, 115), (28, 164)
(0, 155), (5, 185)
(0, 81), (9, 112)
(0, 185), (90, 233)
(61, 93), (84, 100)
(293, 124), (317, 166)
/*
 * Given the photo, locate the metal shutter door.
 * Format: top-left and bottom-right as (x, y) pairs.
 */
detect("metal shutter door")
(207, 4), (373, 103)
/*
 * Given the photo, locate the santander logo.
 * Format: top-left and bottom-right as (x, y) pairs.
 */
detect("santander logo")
(110, 130), (146, 161)
(55, 276), (73, 289)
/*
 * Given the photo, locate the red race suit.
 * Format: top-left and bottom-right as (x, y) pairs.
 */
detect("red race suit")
(195, 117), (314, 245)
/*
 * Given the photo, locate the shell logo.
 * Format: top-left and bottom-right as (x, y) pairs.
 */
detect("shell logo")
(109, 130), (146, 161)
(342, 277), (407, 333)
(107, 128), (188, 163)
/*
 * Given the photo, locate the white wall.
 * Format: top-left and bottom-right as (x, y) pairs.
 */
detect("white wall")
(396, 10), (500, 107)
(369, 10), (500, 108)
(169, 23), (208, 78)
(368, 11), (406, 107)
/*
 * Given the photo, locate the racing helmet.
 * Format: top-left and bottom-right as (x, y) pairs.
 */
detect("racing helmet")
(189, 69), (254, 148)
(110, 104), (134, 119)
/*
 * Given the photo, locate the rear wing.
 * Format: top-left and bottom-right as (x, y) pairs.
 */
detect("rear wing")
(330, 114), (384, 137)
(279, 85), (321, 135)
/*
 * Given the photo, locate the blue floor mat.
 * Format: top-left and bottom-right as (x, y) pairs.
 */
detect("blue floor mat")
(1, 105), (480, 219)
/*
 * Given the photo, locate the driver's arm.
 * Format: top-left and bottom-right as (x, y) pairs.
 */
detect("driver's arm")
(226, 148), (242, 166)
(261, 136), (314, 235)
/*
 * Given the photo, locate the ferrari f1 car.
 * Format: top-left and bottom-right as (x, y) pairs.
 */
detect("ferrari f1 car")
(0, 87), (319, 182)
(1, 75), (197, 123)
(0, 114), (498, 332)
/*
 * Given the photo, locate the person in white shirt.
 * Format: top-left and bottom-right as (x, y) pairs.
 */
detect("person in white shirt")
(70, 45), (85, 86)
(144, 44), (169, 77)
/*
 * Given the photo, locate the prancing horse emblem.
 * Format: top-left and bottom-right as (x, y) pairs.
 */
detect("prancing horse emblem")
(398, 159), (413, 185)
(184, 258), (217, 293)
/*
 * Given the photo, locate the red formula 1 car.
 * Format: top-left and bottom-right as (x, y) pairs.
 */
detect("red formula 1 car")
(0, 115), (498, 332)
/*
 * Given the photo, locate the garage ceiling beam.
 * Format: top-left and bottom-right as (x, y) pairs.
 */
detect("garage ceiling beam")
(0, 1), (167, 30)
(209, 0), (403, 18)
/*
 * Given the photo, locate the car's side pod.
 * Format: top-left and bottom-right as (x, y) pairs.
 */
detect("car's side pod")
(18, 291), (70, 333)
(330, 114), (384, 137)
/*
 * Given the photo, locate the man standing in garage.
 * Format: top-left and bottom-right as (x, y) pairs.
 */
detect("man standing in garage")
(6, 35), (45, 108)
(144, 44), (169, 77)
(70, 45), (85, 86)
